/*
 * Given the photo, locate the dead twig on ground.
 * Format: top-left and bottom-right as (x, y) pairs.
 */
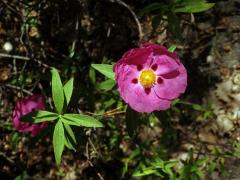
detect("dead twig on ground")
(0, 53), (55, 69)
(109, 0), (143, 42)
(0, 83), (33, 95)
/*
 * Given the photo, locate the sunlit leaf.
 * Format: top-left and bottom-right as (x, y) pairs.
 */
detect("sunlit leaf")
(168, 45), (177, 52)
(62, 114), (103, 127)
(91, 64), (115, 80)
(53, 120), (65, 165)
(133, 167), (159, 177)
(63, 77), (74, 106)
(63, 123), (76, 151)
(175, 0), (214, 13)
(21, 111), (58, 123)
(51, 68), (64, 114)
(89, 67), (96, 84)
(64, 123), (76, 144)
(97, 79), (116, 91)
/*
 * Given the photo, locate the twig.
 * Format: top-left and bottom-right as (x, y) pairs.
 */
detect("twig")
(88, 160), (105, 180)
(0, 53), (55, 69)
(69, 16), (79, 57)
(109, 0), (143, 42)
(85, 139), (105, 180)
(0, 53), (30, 61)
(0, 152), (15, 165)
(1, 0), (22, 16)
(1, 83), (33, 95)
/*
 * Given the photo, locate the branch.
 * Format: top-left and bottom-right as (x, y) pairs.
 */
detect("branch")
(109, 0), (143, 42)
(1, 83), (33, 95)
(0, 53), (30, 61)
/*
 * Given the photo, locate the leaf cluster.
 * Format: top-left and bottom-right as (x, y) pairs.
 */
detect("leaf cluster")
(21, 68), (103, 164)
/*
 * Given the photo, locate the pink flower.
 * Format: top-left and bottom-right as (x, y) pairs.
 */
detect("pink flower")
(114, 43), (187, 113)
(12, 94), (48, 136)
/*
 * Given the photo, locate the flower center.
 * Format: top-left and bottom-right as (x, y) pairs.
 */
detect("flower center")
(139, 69), (156, 88)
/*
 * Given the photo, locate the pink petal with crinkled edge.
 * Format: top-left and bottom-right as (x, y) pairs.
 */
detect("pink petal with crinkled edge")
(117, 46), (153, 68)
(154, 63), (187, 100)
(142, 43), (179, 60)
(152, 55), (180, 75)
(115, 64), (139, 101)
(120, 82), (171, 113)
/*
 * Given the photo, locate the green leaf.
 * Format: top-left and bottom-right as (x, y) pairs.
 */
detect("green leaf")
(14, 171), (28, 180)
(51, 68), (65, 114)
(168, 45), (177, 52)
(125, 106), (140, 137)
(192, 104), (203, 111)
(64, 123), (76, 144)
(133, 167), (158, 177)
(63, 123), (76, 151)
(63, 77), (74, 106)
(62, 114), (103, 128)
(21, 111), (58, 123)
(64, 134), (75, 150)
(97, 79), (116, 91)
(89, 67), (96, 84)
(91, 64), (115, 80)
(53, 120), (65, 165)
(174, 1), (214, 13)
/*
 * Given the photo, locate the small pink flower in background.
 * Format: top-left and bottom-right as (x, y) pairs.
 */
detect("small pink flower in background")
(12, 94), (48, 136)
(114, 43), (187, 113)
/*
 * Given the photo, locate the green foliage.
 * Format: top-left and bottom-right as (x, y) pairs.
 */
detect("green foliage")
(133, 158), (177, 179)
(233, 142), (240, 158)
(178, 155), (209, 180)
(139, 0), (215, 39)
(174, 0), (215, 13)
(64, 123), (77, 151)
(168, 45), (177, 52)
(14, 171), (28, 180)
(173, 100), (214, 119)
(122, 148), (141, 177)
(91, 64), (115, 80)
(97, 79), (116, 91)
(63, 77), (74, 106)
(62, 114), (103, 127)
(51, 68), (65, 114)
(53, 120), (65, 165)
(21, 111), (58, 123)
(21, 68), (103, 165)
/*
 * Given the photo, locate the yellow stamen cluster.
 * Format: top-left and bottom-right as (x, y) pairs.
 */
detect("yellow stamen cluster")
(139, 69), (156, 88)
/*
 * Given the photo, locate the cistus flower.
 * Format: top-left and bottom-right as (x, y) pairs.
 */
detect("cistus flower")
(114, 43), (187, 113)
(12, 94), (48, 136)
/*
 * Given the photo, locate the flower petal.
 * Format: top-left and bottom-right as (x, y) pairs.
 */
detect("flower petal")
(154, 64), (187, 100)
(114, 43), (187, 113)
(119, 82), (171, 113)
(152, 55), (180, 75)
(12, 94), (47, 136)
(118, 46), (153, 68)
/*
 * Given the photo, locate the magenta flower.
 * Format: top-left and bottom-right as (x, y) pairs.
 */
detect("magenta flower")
(114, 43), (187, 113)
(12, 94), (48, 136)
